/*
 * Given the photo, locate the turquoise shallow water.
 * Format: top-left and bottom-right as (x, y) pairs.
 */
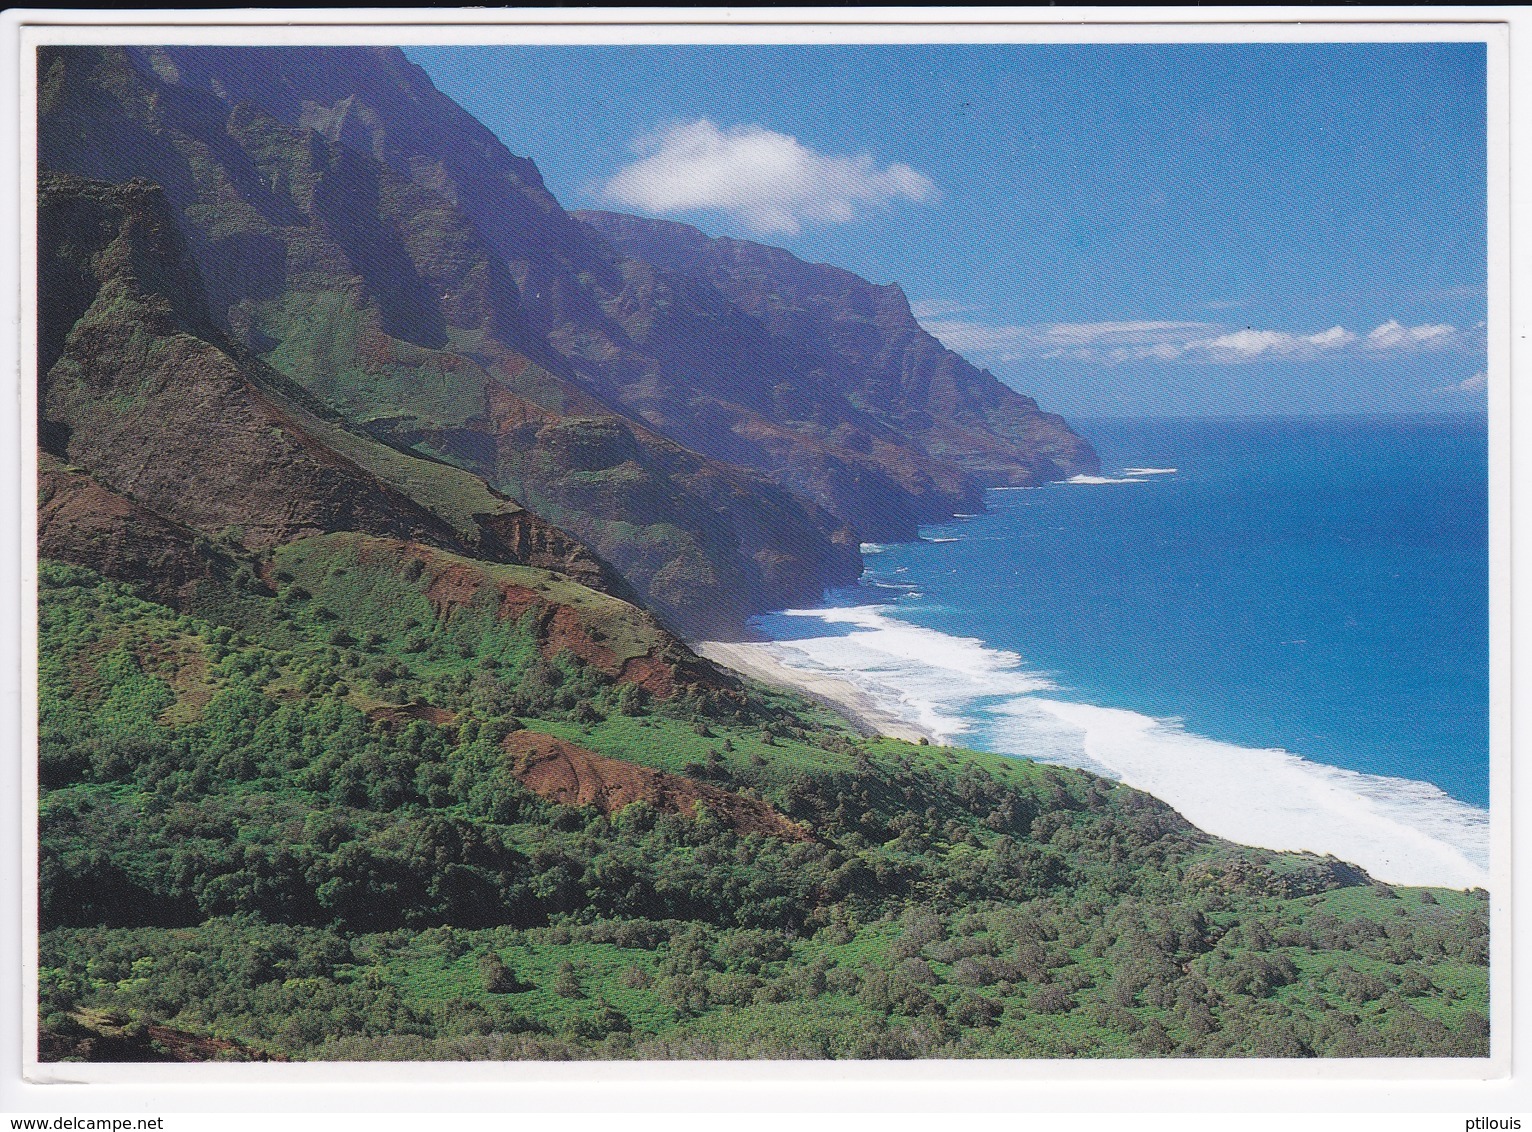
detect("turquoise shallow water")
(754, 413), (1490, 886)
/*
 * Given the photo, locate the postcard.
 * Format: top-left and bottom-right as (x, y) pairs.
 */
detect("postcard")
(3, 6), (1521, 1122)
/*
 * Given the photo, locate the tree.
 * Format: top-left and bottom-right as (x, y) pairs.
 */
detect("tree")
(478, 951), (526, 994)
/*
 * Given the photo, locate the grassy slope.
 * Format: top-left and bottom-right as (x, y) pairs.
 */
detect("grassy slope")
(254, 385), (518, 546)
(36, 553), (1490, 1061)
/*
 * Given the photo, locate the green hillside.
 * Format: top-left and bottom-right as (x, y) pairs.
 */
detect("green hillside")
(37, 554), (1490, 1061)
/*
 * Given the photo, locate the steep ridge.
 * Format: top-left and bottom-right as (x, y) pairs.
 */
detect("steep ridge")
(37, 45), (1096, 630)
(130, 45), (1095, 533)
(129, 45), (1060, 537)
(38, 173), (464, 555)
(37, 45), (862, 637)
(270, 532), (738, 704)
(37, 172), (633, 606)
(538, 249), (987, 541)
(38, 452), (238, 612)
(578, 211), (1100, 488)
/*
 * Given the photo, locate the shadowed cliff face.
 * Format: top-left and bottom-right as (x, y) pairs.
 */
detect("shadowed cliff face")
(38, 46), (862, 637)
(35, 173), (743, 698)
(38, 174), (465, 555)
(575, 210), (1100, 490)
(127, 46), (1096, 533)
(38, 451), (240, 613)
(36, 173), (634, 605)
(37, 44), (1091, 634)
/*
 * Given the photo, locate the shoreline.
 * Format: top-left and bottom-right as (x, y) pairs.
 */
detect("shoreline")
(693, 640), (936, 746)
(699, 609), (1489, 892)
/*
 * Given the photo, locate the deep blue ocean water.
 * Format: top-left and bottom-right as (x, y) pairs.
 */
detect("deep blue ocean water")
(754, 413), (1490, 886)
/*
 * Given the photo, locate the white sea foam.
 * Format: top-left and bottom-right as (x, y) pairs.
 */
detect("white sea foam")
(761, 605), (1489, 890)
(1066, 474), (1149, 485)
(994, 699), (1488, 889)
(1122, 467), (1178, 476)
(771, 605), (1054, 741)
(859, 542), (886, 554)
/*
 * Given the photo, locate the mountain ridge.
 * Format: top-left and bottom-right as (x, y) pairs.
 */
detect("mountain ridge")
(38, 46), (866, 636)
(576, 209), (1098, 490)
(38, 44), (1094, 635)
(37, 172), (642, 610)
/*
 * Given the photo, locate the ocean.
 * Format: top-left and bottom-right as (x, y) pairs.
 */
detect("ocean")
(753, 414), (1491, 889)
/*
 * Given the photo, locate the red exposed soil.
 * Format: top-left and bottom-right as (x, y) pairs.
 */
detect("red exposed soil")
(541, 604), (617, 669)
(498, 585), (544, 623)
(484, 382), (556, 436)
(37, 453), (227, 609)
(420, 569), (526, 626)
(503, 732), (809, 841)
(358, 326), (395, 370)
(351, 538), (737, 702)
(474, 507), (635, 600)
(407, 546), (716, 699)
(422, 560), (491, 621)
(616, 654), (676, 699)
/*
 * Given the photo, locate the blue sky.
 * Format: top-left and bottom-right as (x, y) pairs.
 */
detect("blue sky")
(406, 43), (1487, 418)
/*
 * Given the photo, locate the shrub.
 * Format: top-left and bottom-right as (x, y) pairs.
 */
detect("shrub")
(1030, 984), (1075, 1015)
(478, 951), (526, 994)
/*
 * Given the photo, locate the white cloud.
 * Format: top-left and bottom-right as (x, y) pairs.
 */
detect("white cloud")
(1365, 320), (1458, 351)
(1195, 325), (1357, 361)
(1432, 370), (1488, 397)
(908, 299), (973, 320)
(601, 119), (936, 235)
(915, 310), (1482, 367)
(1308, 325), (1357, 349)
(916, 318), (1218, 359)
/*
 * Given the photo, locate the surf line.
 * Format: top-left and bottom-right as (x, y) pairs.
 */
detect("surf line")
(755, 603), (1488, 891)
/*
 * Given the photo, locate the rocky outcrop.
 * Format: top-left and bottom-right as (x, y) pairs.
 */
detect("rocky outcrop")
(37, 45), (1093, 635)
(472, 506), (637, 605)
(35, 174), (652, 618)
(38, 174), (471, 554)
(577, 210), (1100, 490)
(39, 1010), (285, 1063)
(37, 452), (235, 609)
(281, 533), (740, 703)
(504, 732), (809, 840)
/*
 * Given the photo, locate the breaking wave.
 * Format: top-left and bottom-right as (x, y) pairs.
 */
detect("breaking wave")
(761, 604), (1489, 889)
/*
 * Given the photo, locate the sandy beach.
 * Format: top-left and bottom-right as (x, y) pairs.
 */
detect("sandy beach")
(701, 606), (1490, 891)
(694, 641), (935, 745)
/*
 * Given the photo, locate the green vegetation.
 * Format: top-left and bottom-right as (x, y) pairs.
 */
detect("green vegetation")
(37, 556), (1490, 1060)
(38, 46), (868, 640)
(258, 389), (516, 546)
(261, 291), (490, 435)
